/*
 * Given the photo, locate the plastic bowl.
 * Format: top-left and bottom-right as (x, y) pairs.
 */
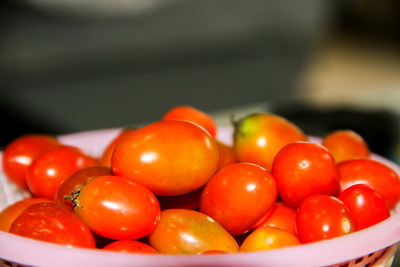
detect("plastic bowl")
(0, 126), (399, 267)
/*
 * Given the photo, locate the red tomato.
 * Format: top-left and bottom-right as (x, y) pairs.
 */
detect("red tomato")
(322, 130), (370, 162)
(55, 166), (112, 209)
(240, 227), (300, 252)
(103, 240), (158, 254)
(99, 128), (136, 167)
(111, 120), (219, 196)
(0, 197), (51, 232)
(2, 134), (59, 189)
(199, 163), (277, 236)
(161, 105), (217, 137)
(149, 209), (239, 254)
(26, 145), (98, 199)
(9, 202), (95, 248)
(74, 175), (160, 240)
(296, 194), (354, 243)
(271, 142), (340, 207)
(216, 140), (237, 171)
(233, 113), (307, 171)
(339, 184), (390, 230)
(338, 158), (400, 209)
(255, 202), (297, 235)
(157, 187), (203, 211)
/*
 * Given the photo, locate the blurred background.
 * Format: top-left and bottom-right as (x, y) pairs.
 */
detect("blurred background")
(0, 0), (400, 264)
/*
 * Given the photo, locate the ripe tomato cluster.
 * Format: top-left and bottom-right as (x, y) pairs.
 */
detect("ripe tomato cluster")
(1, 105), (399, 255)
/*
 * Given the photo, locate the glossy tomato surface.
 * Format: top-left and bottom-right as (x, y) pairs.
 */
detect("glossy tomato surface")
(102, 240), (158, 254)
(111, 120), (219, 196)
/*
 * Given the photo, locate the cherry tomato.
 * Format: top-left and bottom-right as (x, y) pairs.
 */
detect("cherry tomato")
(9, 202), (95, 248)
(0, 197), (51, 232)
(161, 105), (217, 137)
(111, 120), (219, 196)
(296, 194), (354, 243)
(199, 163), (277, 236)
(74, 175), (160, 240)
(322, 130), (370, 162)
(2, 134), (59, 189)
(339, 184), (390, 230)
(215, 140), (237, 171)
(103, 240), (158, 254)
(157, 187), (203, 211)
(338, 158), (400, 209)
(55, 166), (112, 209)
(271, 142), (340, 207)
(198, 250), (228, 255)
(99, 128), (136, 167)
(255, 202), (297, 234)
(240, 227), (300, 252)
(233, 113), (307, 171)
(149, 209), (239, 254)
(26, 145), (98, 199)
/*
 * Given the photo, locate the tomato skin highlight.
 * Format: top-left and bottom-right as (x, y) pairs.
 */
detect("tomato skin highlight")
(111, 120), (219, 196)
(103, 240), (158, 254)
(74, 175), (160, 240)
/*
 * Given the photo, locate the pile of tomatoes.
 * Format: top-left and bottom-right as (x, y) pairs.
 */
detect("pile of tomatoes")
(1, 105), (399, 255)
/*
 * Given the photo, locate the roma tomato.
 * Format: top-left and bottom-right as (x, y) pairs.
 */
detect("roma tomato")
(296, 195), (354, 243)
(215, 140), (237, 171)
(9, 202), (95, 248)
(111, 120), (219, 196)
(255, 202), (297, 235)
(240, 227), (300, 252)
(322, 130), (370, 162)
(73, 175), (160, 240)
(103, 240), (158, 254)
(0, 197), (51, 232)
(271, 142), (340, 207)
(149, 209), (239, 254)
(2, 134), (59, 189)
(26, 145), (98, 199)
(338, 158), (400, 209)
(233, 113), (307, 171)
(200, 163), (277, 236)
(161, 105), (217, 137)
(99, 128), (136, 167)
(339, 184), (390, 230)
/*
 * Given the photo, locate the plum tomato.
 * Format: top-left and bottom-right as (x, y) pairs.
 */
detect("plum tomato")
(99, 128), (136, 167)
(2, 134), (59, 189)
(255, 202), (297, 235)
(149, 209), (239, 254)
(339, 184), (390, 230)
(296, 194), (354, 243)
(338, 158), (400, 209)
(240, 226), (300, 252)
(73, 175), (160, 240)
(55, 166), (112, 209)
(157, 187), (203, 211)
(322, 130), (370, 162)
(0, 197), (51, 232)
(103, 240), (158, 254)
(215, 140), (237, 171)
(111, 120), (219, 196)
(199, 163), (277, 236)
(161, 105), (217, 137)
(26, 145), (98, 199)
(9, 202), (95, 248)
(271, 142), (340, 207)
(233, 113), (307, 171)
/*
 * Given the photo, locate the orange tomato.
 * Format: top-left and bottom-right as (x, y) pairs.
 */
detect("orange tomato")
(215, 140), (237, 171)
(255, 202), (297, 234)
(99, 128), (136, 167)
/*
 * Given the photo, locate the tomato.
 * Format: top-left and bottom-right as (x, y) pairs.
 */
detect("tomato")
(296, 194), (354, 243)
(338, 158), (400, 209)
(103, 240), (158, 254)
(99, 128), (136, 167)
(111, 120), (219, 196)
(2, 134), (59, 189)
(215, 140), (237, 171)
(240, 227), (300, 252)
(55, 166), (112, 209)
(161, 105), (217, 137)
(199, 163), (277, 236)
(198, 250), (228, 255)
(271, 142), (340, 207)
(0, 197), (51, 232)
(255, 202), (297, 234)
(322, 130), (370, 162)
(73, 175), (160, 240)
(9, 202), (95, 248)
(26, 145), (98, 199)
(149, 209), (239, 254)
(157, 187), (203, 211)
(339, 184), (390, 230)
(233, 113), (307, 171)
